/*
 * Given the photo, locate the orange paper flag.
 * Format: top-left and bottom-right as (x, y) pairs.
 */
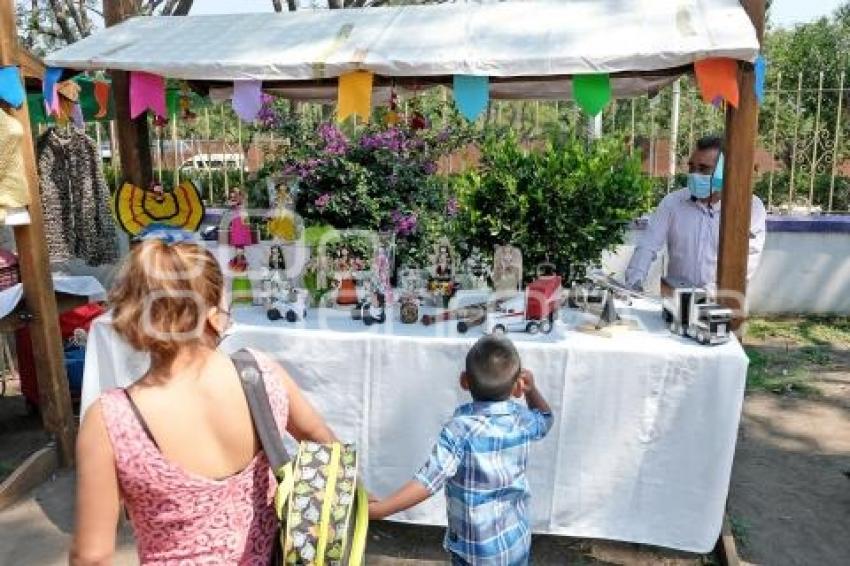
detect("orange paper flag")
(94, 81), (110, 118)
(694, 58), (739, 108)
(337, 71), (373, 122)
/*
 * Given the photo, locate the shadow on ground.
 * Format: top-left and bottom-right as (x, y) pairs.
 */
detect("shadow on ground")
(729, 355), (850, 566)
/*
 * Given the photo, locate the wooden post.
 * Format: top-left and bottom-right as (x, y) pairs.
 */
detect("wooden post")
(717, 0), (765, 330)
(104, 0), (152, 188)
(0, 0), (75, 465)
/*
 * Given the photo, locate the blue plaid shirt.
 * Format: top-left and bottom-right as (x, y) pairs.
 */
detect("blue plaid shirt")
(415, 401), (554, 565)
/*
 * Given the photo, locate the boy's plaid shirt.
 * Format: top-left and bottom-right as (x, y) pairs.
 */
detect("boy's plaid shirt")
(415, 400), (554, 565)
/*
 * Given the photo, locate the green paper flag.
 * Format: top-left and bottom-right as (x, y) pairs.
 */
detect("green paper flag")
(166, 88), (181, 117)
(573, 73), (611, 117)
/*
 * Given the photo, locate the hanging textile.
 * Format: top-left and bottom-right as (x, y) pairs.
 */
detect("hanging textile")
(0, 111), (30, 222)
(37, 128), (119, 265)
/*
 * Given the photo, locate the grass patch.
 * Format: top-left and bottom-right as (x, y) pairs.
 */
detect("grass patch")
(729, 515), (752, 550)
(744, 316), (849, 395)
(745, 346), (821, 395)
(746, 317), (850, 348)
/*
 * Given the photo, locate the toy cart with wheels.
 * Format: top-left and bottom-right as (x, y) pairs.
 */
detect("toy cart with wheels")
(484, 269), (562, 336)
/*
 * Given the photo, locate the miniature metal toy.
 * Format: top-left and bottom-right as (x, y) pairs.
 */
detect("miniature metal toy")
(267, 286), (309, 323)
(661, 276), (732, 345)
(484, 269), (562, 335)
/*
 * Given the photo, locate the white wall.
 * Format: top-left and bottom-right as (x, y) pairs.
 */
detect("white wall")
(603, 229), (850, 315)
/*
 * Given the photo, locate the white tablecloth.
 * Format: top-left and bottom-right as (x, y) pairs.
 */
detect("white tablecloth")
(0, 275), (106, 320)
(81, 300), (748, 553)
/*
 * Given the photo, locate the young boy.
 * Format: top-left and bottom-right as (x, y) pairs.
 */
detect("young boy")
(369, 335), (553, 565)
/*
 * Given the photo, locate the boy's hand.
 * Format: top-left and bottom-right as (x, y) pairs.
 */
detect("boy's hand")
(368, 499), (387, 520)
(520, 368), (537, 394)
(520, 368), (552, 415)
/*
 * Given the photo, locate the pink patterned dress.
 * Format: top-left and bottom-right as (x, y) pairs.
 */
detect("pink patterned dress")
(99, 352), (289, 565)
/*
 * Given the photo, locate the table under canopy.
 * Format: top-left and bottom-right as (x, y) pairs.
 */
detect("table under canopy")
(81, 299), (747, 553)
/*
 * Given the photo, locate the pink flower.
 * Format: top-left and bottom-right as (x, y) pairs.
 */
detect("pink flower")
(315, 193), (332, 209)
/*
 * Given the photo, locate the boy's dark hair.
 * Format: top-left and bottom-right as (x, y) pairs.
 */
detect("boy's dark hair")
(465, 335), (521, 401)
(695, 134), (724, 153)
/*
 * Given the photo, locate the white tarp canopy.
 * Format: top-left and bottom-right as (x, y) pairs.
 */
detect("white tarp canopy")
(46, 0), (759, 95)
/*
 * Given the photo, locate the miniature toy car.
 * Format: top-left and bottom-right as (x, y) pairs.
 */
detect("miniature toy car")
(661, 276), (732, 345)
(484, 274), (562, 335)
(267, 288), (309, 323)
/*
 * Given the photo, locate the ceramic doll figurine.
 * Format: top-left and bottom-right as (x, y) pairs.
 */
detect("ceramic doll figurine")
(269, 244), (287, 272)
(463, 247), (491, 290)
(373, 243), (393, 305)
(363, 291), (386, 326)
(229, 248), (253, 304)
(227, 188), (253, 248)
(334, 246), (358, 306)
(428, 238), (457, 308)
(226, 189), (254, 304)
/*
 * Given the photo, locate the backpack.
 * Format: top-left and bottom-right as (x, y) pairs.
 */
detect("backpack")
(232, 349), (369, 566)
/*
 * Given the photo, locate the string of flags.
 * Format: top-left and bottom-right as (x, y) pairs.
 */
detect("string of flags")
(21, 56), (765, 128)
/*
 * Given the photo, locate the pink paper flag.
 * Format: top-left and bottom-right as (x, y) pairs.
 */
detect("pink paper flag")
(130, 71), (165, 119)
(232, 80), (263, 122)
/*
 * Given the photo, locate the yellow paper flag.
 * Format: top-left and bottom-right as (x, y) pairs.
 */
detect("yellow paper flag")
(337, 71), (373, 123)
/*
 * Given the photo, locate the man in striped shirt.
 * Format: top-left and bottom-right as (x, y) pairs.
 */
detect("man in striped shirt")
(369, 335), (553, 565)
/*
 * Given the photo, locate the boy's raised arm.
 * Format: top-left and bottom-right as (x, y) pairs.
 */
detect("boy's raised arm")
(521, 369), (551, 415)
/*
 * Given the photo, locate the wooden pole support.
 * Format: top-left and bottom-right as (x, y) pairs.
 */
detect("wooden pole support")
(105, 0), (153, 188)
(717, 0), (765, 331)
(0, 0), (76, 465)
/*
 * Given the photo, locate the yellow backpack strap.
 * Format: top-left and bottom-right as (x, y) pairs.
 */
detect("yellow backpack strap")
(315, 443), (342, 566)
(346, 485), (370, 566)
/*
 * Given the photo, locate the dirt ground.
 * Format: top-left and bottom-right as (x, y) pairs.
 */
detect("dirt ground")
(0, 377), (49, 483)
(729, 342), (850, 566)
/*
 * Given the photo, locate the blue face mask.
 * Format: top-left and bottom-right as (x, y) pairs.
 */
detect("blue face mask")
(688, 152), (724, 199)
(688, 173), (712, 199)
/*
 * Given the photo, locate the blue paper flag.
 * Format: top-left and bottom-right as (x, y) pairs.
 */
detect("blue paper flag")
(754, 55), (766, 105)
(43, 66), (64, 112)
(0, 66), (25, 109)
(453, 75), (489, 121)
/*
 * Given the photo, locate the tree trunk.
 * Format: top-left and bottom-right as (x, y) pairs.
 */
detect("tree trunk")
(46, 0), (78, 43)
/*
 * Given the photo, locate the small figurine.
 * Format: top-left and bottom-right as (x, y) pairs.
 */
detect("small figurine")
(363, 291), (386, 326)
(461, 248), (491, 290)
(397, 267), (423, 324)
(399, 294), (419, 324)
(493, 245), (523, 292)
(227, 188), (254, 248)
(269, 244), (287, 272)
(373, 238), (394, 305)
(334, 246), (359, 306)
(428, 238), (457, 308)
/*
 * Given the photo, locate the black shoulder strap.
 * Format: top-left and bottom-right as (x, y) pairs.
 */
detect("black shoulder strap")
(231, 349), (290, 472)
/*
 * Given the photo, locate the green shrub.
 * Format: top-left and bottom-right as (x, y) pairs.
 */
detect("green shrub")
(453, 133), (653, 278)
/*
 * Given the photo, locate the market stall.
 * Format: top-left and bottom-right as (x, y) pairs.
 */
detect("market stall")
(41, 0), (766, 554)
